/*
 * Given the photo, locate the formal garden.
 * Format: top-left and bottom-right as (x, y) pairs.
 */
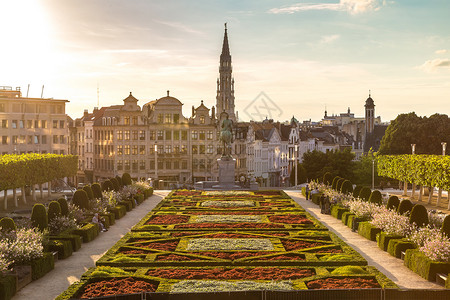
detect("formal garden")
(0, 154), (153, 300)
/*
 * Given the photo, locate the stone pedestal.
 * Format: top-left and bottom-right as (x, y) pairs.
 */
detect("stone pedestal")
(213, 157), (240, 190)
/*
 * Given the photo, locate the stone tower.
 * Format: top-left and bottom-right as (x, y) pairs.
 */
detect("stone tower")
(365, 91), (375, 134)
(216, 23), (236, 122)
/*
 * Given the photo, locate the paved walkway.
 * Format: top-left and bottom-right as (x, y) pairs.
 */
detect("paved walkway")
(13, 190), (170, 300)
(14, 190), (445, 300)
(285, 191), (444, 290)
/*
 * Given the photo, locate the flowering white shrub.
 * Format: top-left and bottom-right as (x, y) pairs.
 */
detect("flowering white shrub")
(0, 251), (14, 272)
(68, 203), (86, 224)
(408, 226), (444, 248)
(344, 199), (384, 219)
(103, 190), (121, 207)
(132, 180), (150, 193)
(0, 227), (44, 265)
(120, 185), (139, 200)
(370, 209), (414, 236)
(420, 234), (450, 262)
(48, 215), (78, 235)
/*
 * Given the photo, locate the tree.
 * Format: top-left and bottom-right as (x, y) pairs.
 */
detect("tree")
(289, 163), (307, 185)
(378, 112), (450, 155)
(301, 148), (355, 181)
(353, 150), (379, 186)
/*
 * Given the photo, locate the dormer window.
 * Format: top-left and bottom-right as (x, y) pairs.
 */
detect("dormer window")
(200, 115), (205, 124)
(124, 117), (130, 125)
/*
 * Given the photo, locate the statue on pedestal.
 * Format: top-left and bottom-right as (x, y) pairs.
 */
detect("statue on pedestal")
(219, 113), (233, 158)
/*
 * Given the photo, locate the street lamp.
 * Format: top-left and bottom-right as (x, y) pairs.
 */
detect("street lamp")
(371, 158), (375, 190)
(438, 142), (447, 206)
(154, 142), (158, 189)
(411, 144), (416, 199)
(442, 142), (447, 156)
(294, 144), (298, 188)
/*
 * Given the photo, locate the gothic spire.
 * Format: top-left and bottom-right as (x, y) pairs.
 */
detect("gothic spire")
(221, 23), (230, 60)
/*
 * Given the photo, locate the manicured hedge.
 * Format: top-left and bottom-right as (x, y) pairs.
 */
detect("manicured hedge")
(29, 252), (55, 280)
(387, 239), (416, 259)
(49, 234), (82, 252)
(376, 232), (403, 252)
(110, 205), (127, 220)
(45, 239), (73, 259)
(72, 223), (99, 243)
(358, 221), (381, 242)
(0, 274), (16, 300)
(331, 205), (349, 220)
(404, 249), (450, 281)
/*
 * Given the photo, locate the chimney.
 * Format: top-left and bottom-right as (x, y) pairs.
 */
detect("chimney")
(93, 107), (98, 113)
(83, 109), (89, 117)
(211, 106), (215, 119)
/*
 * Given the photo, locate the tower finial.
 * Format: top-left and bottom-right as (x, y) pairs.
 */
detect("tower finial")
(369, 89), (371, 97)
(167, 90), (169, 96)
(224, 22), (227, 30)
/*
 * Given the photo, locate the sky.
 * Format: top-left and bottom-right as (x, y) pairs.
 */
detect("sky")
(1, 0), (449, 123)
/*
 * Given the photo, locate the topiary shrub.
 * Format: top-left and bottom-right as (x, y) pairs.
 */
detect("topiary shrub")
(83, 185), (94, 200)
(441, 214), (450, 238)
(101, 180), (114, 192)
(322, 172), (333, 186)
(331, 176), (341, 190)
(341, 180), (353, 195)
(57, 197), (69, 216)
(397, 199), (413, 215)
(110, 178), (120, 191)
(122, 173), (132, 186)
(409, 204), (429, 227)
(368, 190), (382, 205)
(91, 183), (102, 199)
(336, 178), (345, 192)
(115, 175), (123, 188)
(72, 189), (90, 210)
(0, 217), (17, 232)
(353, 185), (363, 198)
(47, 201), (61, 224)
(386, 195), (400, 211)
(331, 266), (368, 275)
(31, 203), (48, 231)
(359, 187), (371, 201)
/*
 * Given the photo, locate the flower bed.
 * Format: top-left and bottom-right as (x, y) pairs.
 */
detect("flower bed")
(145, 215), (189, 225)
(306, 277), (380, 289)
(76, 277), (157, 298)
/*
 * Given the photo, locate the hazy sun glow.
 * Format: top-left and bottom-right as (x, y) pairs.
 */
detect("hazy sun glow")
(1, 0), (56, 84)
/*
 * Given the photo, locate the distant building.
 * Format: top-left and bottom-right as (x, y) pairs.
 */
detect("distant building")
(0, 86), (69, 155)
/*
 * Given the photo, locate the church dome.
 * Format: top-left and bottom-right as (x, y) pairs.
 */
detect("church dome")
(365, 94), (374, 108)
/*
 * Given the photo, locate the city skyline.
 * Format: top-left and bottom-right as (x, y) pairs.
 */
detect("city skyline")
(1, 0), (449, 122)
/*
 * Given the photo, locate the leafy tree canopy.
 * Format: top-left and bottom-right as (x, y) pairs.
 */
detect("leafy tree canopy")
(302, 148), (355, 181)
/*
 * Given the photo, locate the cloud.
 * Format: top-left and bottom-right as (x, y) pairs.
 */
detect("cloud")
(435, 49), (448, 54)
(319, 34), (340, 44)
(269, 0), (385, 15)
(419, 58), (450, 72)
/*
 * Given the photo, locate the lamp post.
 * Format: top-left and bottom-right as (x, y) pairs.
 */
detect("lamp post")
(411, 144), (416, 199)
(294, 144), (298, 188)
(154, 142), (158, 189)
(371, 158), (375, 190)
(437, 142), (447, 206)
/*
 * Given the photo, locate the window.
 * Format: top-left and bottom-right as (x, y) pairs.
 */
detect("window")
(60, 120), (65, 128)
(132, 160), (138, 171)
(19, 120), (24, 128)
(53, 120), (58, 128)
(0, 103), (5, 112)
(191, 131), (198, 140)
(173, 114), (179, 124)
(12, 136), (18, 144)
(199, 159), (205, 170)
(165, 130), (171, 140)
(139, 130), (145, 140)
(117, 145), (123, 155)
(124, 117), (130, 125)
(199, 145), (205, 154)
(53, 135), (58, 144)
(157, 145), (163, 153)
(181, 130), (187, 140)
(34, 135), (39, 144)
(149, 131), (155, 140)
(199, 131), (205, 140)
(192, 145), (198, 154)
(139, 160), (146, 170)
(139, 145), (145, 155)
(173, 160), (179, 169)
(132, 130), (138, 140)
(2, 136), (7, 145)
(124, 130), (130, 140)
(207, 145), (214, 154)
(59, 135), (65, 143)
(27, 120), (33, 129)
(41, 120), (47, 128)
(181, 144), (187, 154)
(165, 161), (171, 169)
(165, 114), (171, 124)
(132, 145), (138, 155)
(182, 160), (188, 169)
(174, 145), (180, 154)
(124, 145), (130, 155)
(27, 135), (33, 144)
(34, 120), (39, 128)
(19, 135), (25, 144)
(200, 115), (205, 124)
(124, 160), (130, 171)
(117, 130), (123, 140)
(150, 161), (155, 169)
(132, 116), (138, 125)
(117, 160), (123, 170)
(173, 130), (179, 140)
(165, 145), (171, 153)
(12, 120), (17, 129)
(158, 161), (163, 170)
(157, 130), (164, 140)
(1, 120), (7, 128)
(157, 114), (163, 123)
